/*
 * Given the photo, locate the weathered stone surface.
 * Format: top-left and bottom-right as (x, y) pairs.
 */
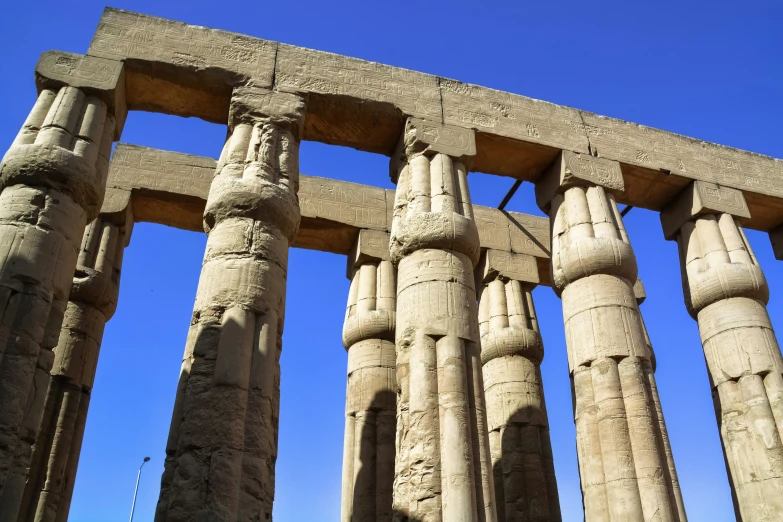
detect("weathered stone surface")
(476, 249), (539, 287)
(105, 145), (553, 282)
(661, 180), (751, 240)
(35, 51), (127, 138)
(19, 190), (133, 522)
(391, 119), (495, 522)
(341, 233), (396, 522)
(541, 179), (686, 522)
(535, 151), (624, 212)
(80, 8), (783, 230)
(0, 79), (120, 518)
(663, 189), (783, 521)
(477, 255), (561, 521)
(156, 89), (305, 522)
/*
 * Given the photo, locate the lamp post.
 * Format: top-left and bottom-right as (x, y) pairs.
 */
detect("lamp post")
(129, 456), (150, 522)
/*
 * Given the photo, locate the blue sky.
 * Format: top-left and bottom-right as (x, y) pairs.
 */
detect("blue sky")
(1, 1), (782, 520)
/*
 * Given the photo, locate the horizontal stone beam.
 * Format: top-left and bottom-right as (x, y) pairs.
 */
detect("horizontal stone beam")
(108, 144), (553, 284)
(85, 8), (783, 232)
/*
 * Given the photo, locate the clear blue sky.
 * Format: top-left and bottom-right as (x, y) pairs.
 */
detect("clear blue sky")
(1, 1), (782, 520)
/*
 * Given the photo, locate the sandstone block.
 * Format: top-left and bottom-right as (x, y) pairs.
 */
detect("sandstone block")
(35, 51), (127, 138)
(661, 180), (750, 240)
(535, 151), (624, 212)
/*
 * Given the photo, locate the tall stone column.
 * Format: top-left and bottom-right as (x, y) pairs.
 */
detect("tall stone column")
(535, 151), (686, 522)
(632, 279), (687, 520)
(341, 230), (397, 522)
(0, 51), (125, 515)
(476, 249), (561, 522)
(156, 87), (306, 522)
(390, 117), (495, 522)
(661, 180), (783, 521)
(17, 188), (133, 522)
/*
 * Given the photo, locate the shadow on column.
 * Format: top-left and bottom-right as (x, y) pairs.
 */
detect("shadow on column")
(349, 389), (424, 522)
(492, 404), (561, 522)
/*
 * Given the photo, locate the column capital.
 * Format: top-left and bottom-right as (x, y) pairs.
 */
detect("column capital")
(390, 117), (475, 181)
(99, 188), (134, 246)
(660, 180), (750, 240)
(346, 229), (390, 279)
(228, 86), (307, 138)
(633, 277), (646, 305)
(475, 248), (538, 287)
(35, 51), (127, 139)
(535, 150), (624, 212)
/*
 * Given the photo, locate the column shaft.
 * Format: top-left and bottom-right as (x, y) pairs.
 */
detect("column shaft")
(340, 230), (397, 522)
(155, 88), (306, 522)
(390, 118), (495, 522)
(0, 60), (122, 516)
(19, 189), (132, 522)
(537, 151), (686, 522)
(477, 250), (562, 522)
(663, 184), (783, 521)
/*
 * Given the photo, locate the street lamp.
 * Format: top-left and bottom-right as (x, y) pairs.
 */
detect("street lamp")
(129, 456), (151, 522)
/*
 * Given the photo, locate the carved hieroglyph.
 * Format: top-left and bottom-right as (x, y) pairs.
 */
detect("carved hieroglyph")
(476, 249), (561, 522)
(19, 189), (133, 522)
(340, 230), (396, 522)
(0, 52), (124, 517)
(155, 88), (306, 521)
(85, 8), (783, 226)
(390, 117), (496, 522)
(662, 181), (783, 522)
(536, 151), (686, 522)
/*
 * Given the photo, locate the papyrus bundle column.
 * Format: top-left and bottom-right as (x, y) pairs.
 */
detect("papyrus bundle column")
(341, 230), (397, 522)
(156, 87), (306, 522)
(631, 280), (687, 520)
(661, 181), (783, 521)
(476, 249), (561, 522)
(18, 188), (133, 522)
(390, 117), (495, 522)
(535, 151), (686, 522)
(0, 51), (124, 515)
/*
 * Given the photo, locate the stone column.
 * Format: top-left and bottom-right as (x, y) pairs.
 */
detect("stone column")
(155, 87), (306, 522)
(632, 279), (687, 520)
(390, 117), (495, 522)
(340, 230), (397, 522)
(476, 249), (561, 522)
(661, 180), (783, 521)
(0, 51), (125, 515)
(535, 151), (686, 522)
(17, 188), (133, 522)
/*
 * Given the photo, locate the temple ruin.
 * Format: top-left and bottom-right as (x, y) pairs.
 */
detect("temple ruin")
(1, 7), (782, 521)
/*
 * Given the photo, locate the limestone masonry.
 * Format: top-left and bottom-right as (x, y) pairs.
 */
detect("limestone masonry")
(0, 6), (782, 522)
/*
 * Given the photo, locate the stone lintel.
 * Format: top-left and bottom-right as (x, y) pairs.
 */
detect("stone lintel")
(229, 86), (308, 137)
(476, 249), (539, 286)
(107, 144), (552, 282)
(35, 50), (127, 139)
(99, 188), (134, 246)
(390, 117), (476, 180)
(633, 278), (646, 305)
(660, 180), (751, 240)
(346, 229), (390, 279)
(535, 150), (624, 211)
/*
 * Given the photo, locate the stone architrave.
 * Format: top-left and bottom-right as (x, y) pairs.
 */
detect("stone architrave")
(340, 230), (396, 522)
(0, 51), (125, 516)
(390, 117), (496, 522)
(661, 181), (783, 522)
(155, 87), (307, 522)
(476, 249), (562, 522)
(535, 151), (686, 522)
(19, 188), (133, 522)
